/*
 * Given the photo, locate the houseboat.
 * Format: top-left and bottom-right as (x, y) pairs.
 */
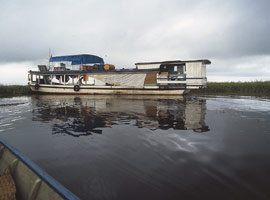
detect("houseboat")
(28, 54), (211, 95)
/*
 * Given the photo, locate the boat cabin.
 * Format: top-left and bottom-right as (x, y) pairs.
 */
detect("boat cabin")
(135, 59), (211, 89)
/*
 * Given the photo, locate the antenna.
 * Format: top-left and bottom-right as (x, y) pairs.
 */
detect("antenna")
(48, 48), (52, 70)
(104, 54), (107, 64)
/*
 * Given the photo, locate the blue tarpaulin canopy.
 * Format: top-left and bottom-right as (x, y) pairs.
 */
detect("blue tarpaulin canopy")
(50, 54), (104, 65)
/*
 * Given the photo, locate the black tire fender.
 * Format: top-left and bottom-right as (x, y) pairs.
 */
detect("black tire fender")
(34, 83), (39, 90)
(74, 85), (80, 92)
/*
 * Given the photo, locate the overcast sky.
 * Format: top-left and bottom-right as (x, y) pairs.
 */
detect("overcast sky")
(0, 0), (269, 84)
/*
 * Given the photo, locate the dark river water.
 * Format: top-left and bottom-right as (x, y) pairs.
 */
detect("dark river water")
(1, 95), (270, 200)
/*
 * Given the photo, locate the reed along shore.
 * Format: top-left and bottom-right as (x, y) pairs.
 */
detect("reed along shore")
(191, 81), (270, 96)
(0, 82), (270, 97)
(0, 85), (31, 97)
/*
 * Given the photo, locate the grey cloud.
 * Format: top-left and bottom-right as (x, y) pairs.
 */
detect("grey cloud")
(0, 0), (269, 66)
(195, 0), (270, 58)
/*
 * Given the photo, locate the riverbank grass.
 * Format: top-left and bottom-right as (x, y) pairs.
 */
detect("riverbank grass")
(0, 85), (31, 97)
(1, 82), (270, 97)
(192, 81), (270, 96)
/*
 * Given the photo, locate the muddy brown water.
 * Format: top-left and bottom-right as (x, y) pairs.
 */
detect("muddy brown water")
(0, 95), (270, 200)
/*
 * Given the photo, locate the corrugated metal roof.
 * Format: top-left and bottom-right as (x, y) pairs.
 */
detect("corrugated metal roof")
(135, 59), (211, 65)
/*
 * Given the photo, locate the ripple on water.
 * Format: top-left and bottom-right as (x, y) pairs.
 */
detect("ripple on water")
(0, 127), (14, 132)
(1, 95), (270, 200)
(0, 124), (12, 127)
(0, 97), (31, 132)
(206, 96), (270, 112)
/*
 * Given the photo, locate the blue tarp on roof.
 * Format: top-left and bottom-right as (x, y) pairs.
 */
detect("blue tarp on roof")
(50, 54), (104, 65)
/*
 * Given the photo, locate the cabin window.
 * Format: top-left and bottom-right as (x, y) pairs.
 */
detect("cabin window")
(160, 64), (185, 74)
(173, 65), (184, 74)
(160, 65), (168, 73)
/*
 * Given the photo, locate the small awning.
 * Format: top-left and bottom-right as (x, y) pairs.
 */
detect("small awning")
(50, 54), (104, 65)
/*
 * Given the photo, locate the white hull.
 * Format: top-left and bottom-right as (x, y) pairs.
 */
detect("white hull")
(29, 84), (187, 95)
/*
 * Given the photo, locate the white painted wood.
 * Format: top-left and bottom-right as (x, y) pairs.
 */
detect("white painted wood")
(186, 62), (207, 88)
(29, 84), (186, 95)
(136, 64), (160, 69)
(157, 80), (186, 84)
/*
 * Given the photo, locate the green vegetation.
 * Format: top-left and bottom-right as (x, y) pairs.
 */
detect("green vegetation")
(0, 85), (31, 97)
(192, 81), (270, 96)
(1, 82), (270, 97)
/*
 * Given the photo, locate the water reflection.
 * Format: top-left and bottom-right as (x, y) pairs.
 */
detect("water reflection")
(31, 95), (209, 137)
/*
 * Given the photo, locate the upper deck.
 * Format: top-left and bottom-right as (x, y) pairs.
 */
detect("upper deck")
(29, 68), (159, 75)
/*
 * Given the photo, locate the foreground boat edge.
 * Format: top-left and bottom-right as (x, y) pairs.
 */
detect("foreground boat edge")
(0, 137), (79, 200)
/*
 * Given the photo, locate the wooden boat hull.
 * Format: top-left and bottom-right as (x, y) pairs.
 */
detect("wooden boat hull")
(29, 84), (188, 95)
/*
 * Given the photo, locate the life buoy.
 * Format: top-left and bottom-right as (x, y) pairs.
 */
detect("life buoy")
(74, 85), (80, 92)
(34, 83), (39, 90)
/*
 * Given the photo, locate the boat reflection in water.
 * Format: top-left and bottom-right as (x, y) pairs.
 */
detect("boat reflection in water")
(31, 95), (209, 137)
